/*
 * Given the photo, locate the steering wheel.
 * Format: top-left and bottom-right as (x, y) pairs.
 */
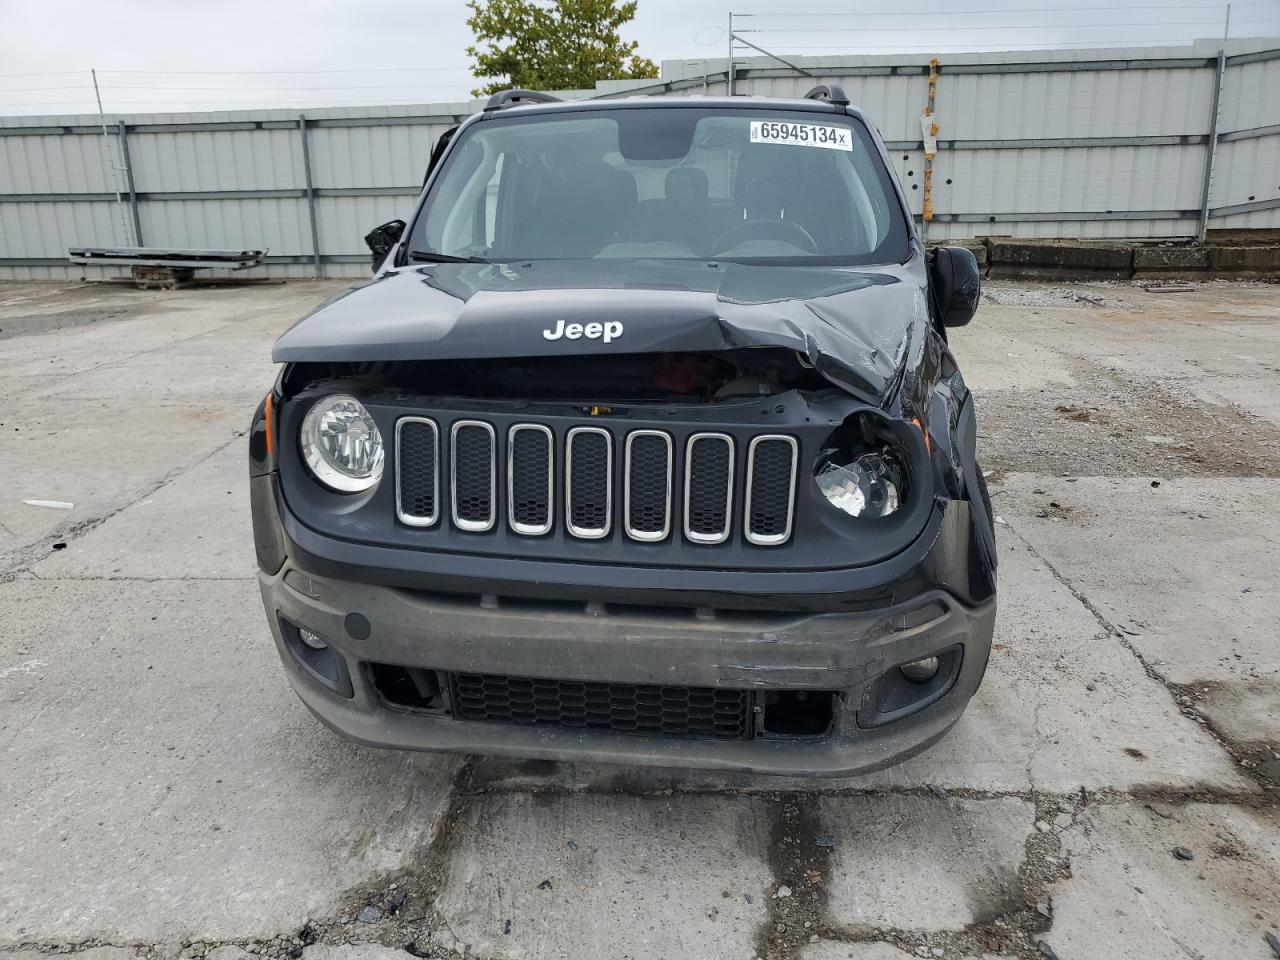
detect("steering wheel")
(710, 219), (819, 255)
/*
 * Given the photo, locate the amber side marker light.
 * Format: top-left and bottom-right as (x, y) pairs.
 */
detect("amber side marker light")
(911, 417), (931, 455)
(264, 393), (274, 457)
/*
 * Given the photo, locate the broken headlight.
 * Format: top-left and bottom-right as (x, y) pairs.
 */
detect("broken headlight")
(814, 448), (907, 518)
(300, 394), (384, 493)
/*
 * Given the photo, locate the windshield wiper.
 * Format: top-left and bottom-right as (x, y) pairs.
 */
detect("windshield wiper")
(407, 250), (489, 263)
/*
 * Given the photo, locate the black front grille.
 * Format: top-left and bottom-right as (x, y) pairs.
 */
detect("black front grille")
(685, 434), (733, 542)
(396, 419), (438, 525)
(450, 671), (753, 740)
(452, 422), (495, 529)
(394, 415), (798, 548)
(567, 428), (611, 536)
(747, 437), (797, 544)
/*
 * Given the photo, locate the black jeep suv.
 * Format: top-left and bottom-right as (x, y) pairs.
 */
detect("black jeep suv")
(248, 86), (995, 776)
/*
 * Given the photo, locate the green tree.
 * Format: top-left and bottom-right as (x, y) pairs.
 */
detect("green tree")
(466, 0), (658, 97)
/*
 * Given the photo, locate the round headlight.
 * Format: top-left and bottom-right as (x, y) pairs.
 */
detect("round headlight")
(300, 394), (384, 493)
(815, 449), (905, 518)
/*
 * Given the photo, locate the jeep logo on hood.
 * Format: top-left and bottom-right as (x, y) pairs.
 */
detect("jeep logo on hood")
(543, 319), (623, 344)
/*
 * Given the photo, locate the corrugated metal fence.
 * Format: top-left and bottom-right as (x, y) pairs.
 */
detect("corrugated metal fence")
(1, 38), (1277, 280)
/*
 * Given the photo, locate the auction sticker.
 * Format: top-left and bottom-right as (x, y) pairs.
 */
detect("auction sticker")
(749, 120), (853, 151)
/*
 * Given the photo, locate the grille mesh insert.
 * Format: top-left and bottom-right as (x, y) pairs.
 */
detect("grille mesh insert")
(509, 427), (551, 532)
(453, 424), (494, 527)
(568, 430), (610, 535)
(686, 435), (733, 540)
(626, 432), (670, 538)
(748, 437), (796, 543)
(450, 671), (753, 740)
(396, 420), (437, 523)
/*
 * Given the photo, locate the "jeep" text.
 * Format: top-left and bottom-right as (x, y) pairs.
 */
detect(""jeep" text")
(542, 319), (623, 344)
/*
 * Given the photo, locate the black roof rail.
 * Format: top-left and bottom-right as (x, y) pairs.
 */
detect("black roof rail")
(483, 89), (561, 112)
(803, 84), (850, 107)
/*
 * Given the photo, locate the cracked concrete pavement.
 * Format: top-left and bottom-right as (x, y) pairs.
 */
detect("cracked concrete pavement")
(1, 277), (1277, 959)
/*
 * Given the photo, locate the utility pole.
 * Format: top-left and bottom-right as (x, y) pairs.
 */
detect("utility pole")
(1198, 11), (1229, 241)
(92, 69), (133, 247)
(727, 12), (734, 96)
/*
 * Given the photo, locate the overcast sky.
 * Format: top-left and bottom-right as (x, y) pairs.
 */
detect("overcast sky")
(1, 0), (1277, 116)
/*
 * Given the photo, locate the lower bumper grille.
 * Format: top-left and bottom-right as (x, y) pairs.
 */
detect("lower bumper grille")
(449, 671), (753, 740)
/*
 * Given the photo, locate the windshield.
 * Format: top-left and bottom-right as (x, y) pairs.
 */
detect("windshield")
(407, 106), (909, 265)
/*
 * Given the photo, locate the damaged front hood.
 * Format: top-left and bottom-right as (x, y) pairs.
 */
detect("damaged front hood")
(273, 258), (929, 405)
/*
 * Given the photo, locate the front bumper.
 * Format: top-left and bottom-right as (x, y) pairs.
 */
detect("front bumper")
(259, 560), (994, 779)
(253, 445), (996, 777)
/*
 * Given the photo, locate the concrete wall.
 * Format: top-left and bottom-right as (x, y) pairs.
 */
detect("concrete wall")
(1, 39), (1277, 280)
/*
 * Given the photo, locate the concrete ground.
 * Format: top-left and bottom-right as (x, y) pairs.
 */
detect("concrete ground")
(1, 276), (1277, 960)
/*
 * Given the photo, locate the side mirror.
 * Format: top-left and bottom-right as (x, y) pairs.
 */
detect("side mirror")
(364, 219), (406, 272)
(928, 247), (981, 328)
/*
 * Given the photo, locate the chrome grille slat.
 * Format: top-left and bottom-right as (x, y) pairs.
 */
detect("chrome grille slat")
(566, 426), (612, 539)
(451, 420), (496, 532)
(745, 435), (798, 546)
(395, 417), (440, 527)
(683, 433), (734, 545)
(507, 424), (553, 536)
(624, 430), (672, 542)
(398, 418), (792, 548)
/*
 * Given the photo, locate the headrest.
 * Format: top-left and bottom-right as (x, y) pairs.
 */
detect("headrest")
(563, 158), (615, 193)
(608, 167), (638, 208)
(666, 166), (709, 203)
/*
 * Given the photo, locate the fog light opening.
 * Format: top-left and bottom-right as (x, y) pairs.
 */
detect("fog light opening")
(859, 645), (964, 730)
(900, 655), (940, 684)
(298, 626), (328, 650)
(277, 615), (352, 698)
